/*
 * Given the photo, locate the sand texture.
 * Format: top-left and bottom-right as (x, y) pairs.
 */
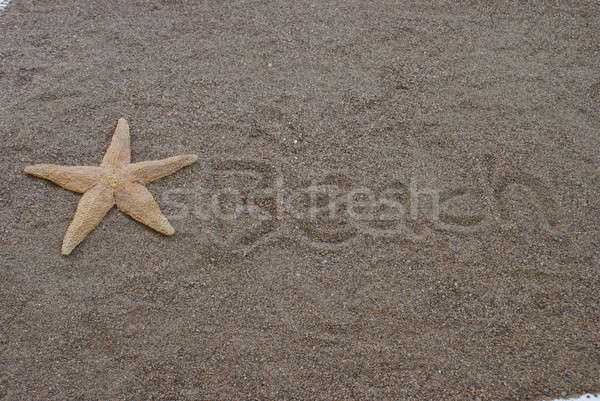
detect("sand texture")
(1, 1), (599, 400)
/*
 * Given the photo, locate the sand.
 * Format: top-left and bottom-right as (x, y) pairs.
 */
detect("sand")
(1, 1), (599, 400)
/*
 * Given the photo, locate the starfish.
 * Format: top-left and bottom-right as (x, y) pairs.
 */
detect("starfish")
(24, 118), (198, 255)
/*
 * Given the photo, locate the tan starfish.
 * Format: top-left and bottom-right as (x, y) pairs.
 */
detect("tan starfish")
(24, 118), (198, 255)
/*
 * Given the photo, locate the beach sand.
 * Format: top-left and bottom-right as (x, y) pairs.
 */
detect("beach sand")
(1, 1), (599, 400)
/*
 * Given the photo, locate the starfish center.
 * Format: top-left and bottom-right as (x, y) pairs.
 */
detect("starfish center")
(103, 168), (127, 189)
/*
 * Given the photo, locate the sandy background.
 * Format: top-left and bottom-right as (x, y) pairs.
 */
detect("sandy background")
(1, 0), (599, 400)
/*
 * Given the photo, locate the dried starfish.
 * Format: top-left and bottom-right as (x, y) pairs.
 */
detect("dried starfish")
(24, 118), (197, 255)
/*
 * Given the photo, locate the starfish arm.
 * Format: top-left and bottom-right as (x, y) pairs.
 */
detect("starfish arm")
(101, 118), (131, 168)
(24, 164), (105, 193)
(61, 184), (115, 255)
(126, 154), (198, 184)
(114, 183), (174, 235)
